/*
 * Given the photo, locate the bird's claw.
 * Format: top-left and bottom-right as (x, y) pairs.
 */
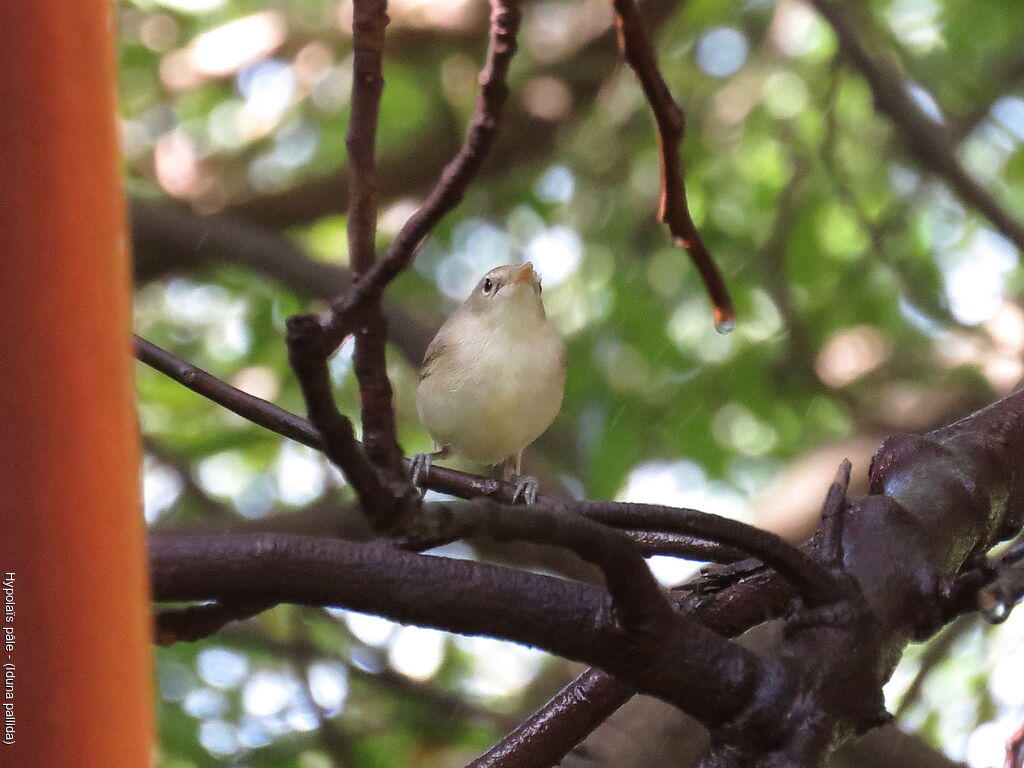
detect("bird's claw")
(409, 453), (432, 495)
(511, 475), (540, 505)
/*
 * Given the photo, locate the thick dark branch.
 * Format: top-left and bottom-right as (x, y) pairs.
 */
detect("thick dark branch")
(468, 669), (633, 768)
(610, 0), (734, 331)
(149, 532), (765, 724)
(324, 0), (523, 347)
(696, 387), (1024, 766)
(809, 0), (1024, 253)
(412, 499), (674, 631)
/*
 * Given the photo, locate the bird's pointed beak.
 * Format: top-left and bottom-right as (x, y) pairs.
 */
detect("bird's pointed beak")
(513, 261), (536, 285)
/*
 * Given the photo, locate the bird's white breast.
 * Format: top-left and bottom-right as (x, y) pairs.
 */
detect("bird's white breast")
(417, 301), (565, 466)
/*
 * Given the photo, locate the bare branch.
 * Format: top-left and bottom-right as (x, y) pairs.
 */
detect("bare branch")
(149, 532), (765, 722)
(411, 499), (675, 631)
(346, 0), (388, 277)
(574, 501), (848, 608)
(342, 0), (407, 473)
(324, 0), (524, 346)
(134, 334), (321, 448)
(467, 669), (634, 768)
(610, 0), (734, 331)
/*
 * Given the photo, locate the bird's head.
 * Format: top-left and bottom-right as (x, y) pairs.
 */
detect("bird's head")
(462, 262), (545, 319)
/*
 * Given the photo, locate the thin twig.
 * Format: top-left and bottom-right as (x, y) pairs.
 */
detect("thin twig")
(149, 532), (764, 722)
(610, 0), (734, 331)
(343, 0), (407, 473)
(134, 335), (321, 447)
(571, 501), (848, 608)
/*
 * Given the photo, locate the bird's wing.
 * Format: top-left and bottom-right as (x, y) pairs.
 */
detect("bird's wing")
(419, 333), (448, 382)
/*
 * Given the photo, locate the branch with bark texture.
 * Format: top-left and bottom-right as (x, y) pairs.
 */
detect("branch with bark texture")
(150, 530), (767, 723)
(611, 0), (734, 330)
(322, 0), (524, 350)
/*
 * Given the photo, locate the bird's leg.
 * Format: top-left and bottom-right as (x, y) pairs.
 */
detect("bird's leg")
(503, 451), (540, 505)
(409, 446), (451, 493)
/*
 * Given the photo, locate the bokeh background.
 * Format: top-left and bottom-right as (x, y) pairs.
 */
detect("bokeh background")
(127, 0), (1024, 766)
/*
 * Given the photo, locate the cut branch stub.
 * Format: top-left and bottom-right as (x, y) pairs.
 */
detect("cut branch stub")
(821, 458), (853, 567)
(978, 539), (1024, 623)
(610, 0), (735, 332)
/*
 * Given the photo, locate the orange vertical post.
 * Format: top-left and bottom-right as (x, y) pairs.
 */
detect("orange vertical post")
(0, 3), (154, 767)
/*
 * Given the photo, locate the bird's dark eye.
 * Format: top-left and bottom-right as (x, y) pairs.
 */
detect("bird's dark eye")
(482, 278), (494, 294)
